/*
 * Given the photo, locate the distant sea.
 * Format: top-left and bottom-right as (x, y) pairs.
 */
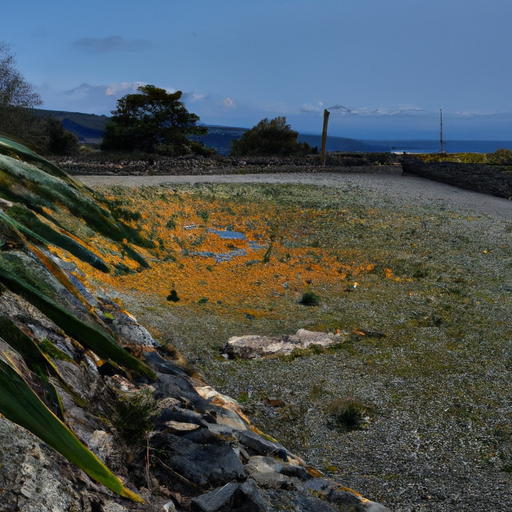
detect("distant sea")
(364, 139), (512, 154)
(297, 134), (512, 154)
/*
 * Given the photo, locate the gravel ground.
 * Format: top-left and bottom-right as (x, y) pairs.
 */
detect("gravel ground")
(79, 172), (512, 511)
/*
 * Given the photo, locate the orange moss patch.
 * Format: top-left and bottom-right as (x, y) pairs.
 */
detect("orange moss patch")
(57, 187), (380, 316)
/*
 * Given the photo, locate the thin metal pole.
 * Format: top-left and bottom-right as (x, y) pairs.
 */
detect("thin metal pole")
(440, 108), (444, 153)
(321, 109), (330, 166)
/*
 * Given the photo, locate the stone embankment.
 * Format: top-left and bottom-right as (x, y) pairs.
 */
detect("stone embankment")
(51, 153), (401, 177)
(402, 158), (512, 199)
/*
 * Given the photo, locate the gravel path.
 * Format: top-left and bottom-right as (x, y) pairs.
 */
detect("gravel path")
(78, 172), (512, 220)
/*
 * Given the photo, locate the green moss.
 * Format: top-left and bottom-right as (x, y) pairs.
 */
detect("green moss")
(39, 338), (75, 363)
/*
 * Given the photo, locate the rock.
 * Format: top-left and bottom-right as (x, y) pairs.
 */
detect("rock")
(156, 406), (209, 430)
(0, 416), (118, 512)
(165, 420), (200, 432)
(264, 488), (340, 512)
(158, 433), (246, 487)
(87, 430), (116, 463)
(223, 328), (347, 359)
(244, 456), (293, 489)
(191, 479), (268, 512)
(113, 312), (161, 348)
(235, 429), (288, 459)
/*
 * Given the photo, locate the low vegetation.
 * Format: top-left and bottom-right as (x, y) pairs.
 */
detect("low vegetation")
(230, 116), (312, 157)
(416, 148), (512, 165)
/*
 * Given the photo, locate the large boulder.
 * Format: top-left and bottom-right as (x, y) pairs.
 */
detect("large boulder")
(222, 328), (348, 359)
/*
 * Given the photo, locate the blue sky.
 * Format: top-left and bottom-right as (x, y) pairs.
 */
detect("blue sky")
(2, 0), (512, 139)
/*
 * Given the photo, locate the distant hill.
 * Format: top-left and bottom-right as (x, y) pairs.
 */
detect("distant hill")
(34, 109), (391, 154)
(189, 125), (248, 155)
(33, 109), (109, 145)
(297, 134), (389, 153)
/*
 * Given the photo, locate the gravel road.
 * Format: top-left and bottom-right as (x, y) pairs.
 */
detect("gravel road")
(78, 172), (512, 220)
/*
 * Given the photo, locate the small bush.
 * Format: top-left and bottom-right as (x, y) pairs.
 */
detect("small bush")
(489, 148), (512, 165)
(329, 397), (369, 432)
(299, 291), (321, 306)
(167, 290), (180, 302)
(114, 389), (157, 444)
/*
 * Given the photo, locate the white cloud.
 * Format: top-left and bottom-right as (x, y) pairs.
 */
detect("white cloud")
(324, 104), (425, 116)
(105, 82), (146, 96)
(182, 92), (205, 102)
(72, 36), (151, 53)
(222, 97), (235, 108)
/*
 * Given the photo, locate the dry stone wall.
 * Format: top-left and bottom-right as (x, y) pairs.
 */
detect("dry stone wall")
(402, 158), (512, 199)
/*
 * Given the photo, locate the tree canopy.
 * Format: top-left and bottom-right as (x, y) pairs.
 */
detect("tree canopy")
(230, 116), (311, 157)
(0, 42), (78, 156)
(0, 42), (42, 109)
(101, 85), (208, 155)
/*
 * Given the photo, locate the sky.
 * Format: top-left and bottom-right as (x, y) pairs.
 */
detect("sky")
(2, 0), (512, 139)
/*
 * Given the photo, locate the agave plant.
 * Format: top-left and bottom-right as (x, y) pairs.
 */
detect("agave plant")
(0, 352), (143, 502)
(0, 136), (148, 502)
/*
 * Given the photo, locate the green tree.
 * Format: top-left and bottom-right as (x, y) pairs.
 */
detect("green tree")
(0, 42), (78, 156)
(230, 116), (311, 157)
(44, 116), (80, 156)
(101, 84), (207, 155)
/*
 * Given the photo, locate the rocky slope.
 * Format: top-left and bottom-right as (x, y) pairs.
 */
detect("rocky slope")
(0, 137), (389, 511)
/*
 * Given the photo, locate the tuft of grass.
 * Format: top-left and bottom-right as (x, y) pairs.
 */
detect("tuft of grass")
(114, 388), (157, 445)
(328, 397), (370, 432)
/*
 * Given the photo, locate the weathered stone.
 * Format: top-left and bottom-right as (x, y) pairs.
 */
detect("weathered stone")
(235, 429), (288, 459)
(144, 349), (189, 377)
(191, 479), (268, 512)
(166, 420), (200, 432)
(264, 488), (340, 512)
(159, 433), (246, 487)
(114, 314), (161, 348)
(0, 417), (89, 512)
(244, 456), (293, 489)
(223, 328), (347, 359)
(156, 406), (210, 430)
